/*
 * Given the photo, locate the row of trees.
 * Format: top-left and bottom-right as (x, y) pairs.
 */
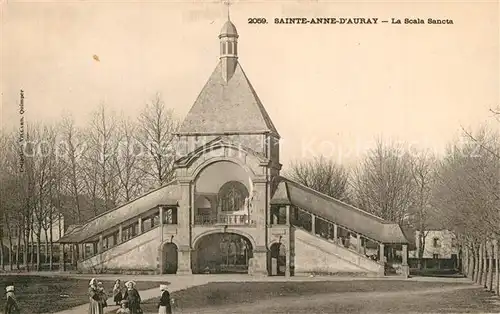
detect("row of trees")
(0, 94), (180, 271)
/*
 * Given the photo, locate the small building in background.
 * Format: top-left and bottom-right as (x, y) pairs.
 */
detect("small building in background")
(408, 229), (459, 270)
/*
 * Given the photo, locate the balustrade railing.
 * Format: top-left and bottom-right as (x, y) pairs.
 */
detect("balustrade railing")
(195, 214), (250, 226)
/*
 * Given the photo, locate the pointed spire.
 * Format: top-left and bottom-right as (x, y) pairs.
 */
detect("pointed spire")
(224, 0), (231, 21)
(219, 1), (238, 82)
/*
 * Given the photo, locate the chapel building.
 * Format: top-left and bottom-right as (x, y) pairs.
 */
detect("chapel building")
(58, 19), (409, 277)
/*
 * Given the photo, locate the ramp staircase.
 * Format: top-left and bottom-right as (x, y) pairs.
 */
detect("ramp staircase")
(78, 225), (161, 273)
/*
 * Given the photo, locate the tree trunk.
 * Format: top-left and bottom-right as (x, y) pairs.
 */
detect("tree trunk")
(0, 230), (4, 271)
(489, 241), (494, 291)
(16, 233), (21, 270)
(495, 240), (499, 295)
(49, 225), (53, 271)
(29, 220), (35, 269)
(36, 228), (41, 271)
(24, 229), (30, 272)
(8, 235), (13, 271)
(483, 242), (488, 288)
(43, 228), (48, 266)
(470, 246), (476, 281)
(477, 243), (483, 284)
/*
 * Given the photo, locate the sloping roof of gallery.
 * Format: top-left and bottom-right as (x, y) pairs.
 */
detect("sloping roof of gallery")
(271, 176), (409, 244)
(58, 181), (180, 243)
(177, 61), (279, 137)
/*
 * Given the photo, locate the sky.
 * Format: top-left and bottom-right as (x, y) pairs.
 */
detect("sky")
(1, 0), (499, 168)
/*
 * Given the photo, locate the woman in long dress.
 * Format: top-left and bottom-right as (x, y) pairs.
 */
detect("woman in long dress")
(97, 281), (108, 308)
(157, 284), (172, 314)
(113, 279), (123, 305)
(88, 278), (104, 314)
(4, 284), (20, 314)
(124, 281), (142, 314)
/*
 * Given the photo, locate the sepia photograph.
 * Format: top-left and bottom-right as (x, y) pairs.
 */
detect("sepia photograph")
(0, 0), (499, 313)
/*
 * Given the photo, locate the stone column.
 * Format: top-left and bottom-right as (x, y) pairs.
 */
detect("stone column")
(59, 244), (65, 272)
(311, 214), (316, 235)
(118, 225), (123, 244)
(285, 205), (290, 225)
(357, 234), (362, 253)
(76, 244), (80, 263)
(138, 217), (142, 235)
(333, 224), (338, 241)
(402, 244), (409, 278)
(70, 245), (75, 265)
(285, 246), (291, 277)
(159, 206), (164, 241)
(98, 235), (103, 253)
(177, 245), (192, 275)
(80, 244), (85, 260)
(379, 243), (385, 263)
(249, 246), (269, 276)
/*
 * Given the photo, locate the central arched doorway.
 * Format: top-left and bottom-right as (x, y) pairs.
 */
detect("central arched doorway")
(162, 243), (178, 274)
(192, 232), (253, 274)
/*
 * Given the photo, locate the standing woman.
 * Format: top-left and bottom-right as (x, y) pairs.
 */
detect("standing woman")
(4, 284), (20, 314)
(113, 279), (123, 305)
(88, 278), (104, 314)
(124, 281), (142, 314)
(158, 284), (172, 314)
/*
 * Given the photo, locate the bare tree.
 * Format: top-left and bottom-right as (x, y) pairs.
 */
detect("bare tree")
(28, 123), (58, 270)
(351, 138), (415, 224)
(114, 117), (146, 202)
(137, 94), (180, 189)
(83, 104), (120, 212)
(407, 151), (436, 269)
(59, 114), (86, 223)
(286, 156), (350, 202)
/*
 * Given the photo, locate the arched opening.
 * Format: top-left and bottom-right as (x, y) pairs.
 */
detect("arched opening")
(162, 243), (178, 274)
(270, 243), (286, 276)
(192, 232), (253, 274)
(194, 161), (253, 226)
(195, 196), (214, 225)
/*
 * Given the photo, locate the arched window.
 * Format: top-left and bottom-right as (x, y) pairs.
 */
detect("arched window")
(218, 181), (249, 212)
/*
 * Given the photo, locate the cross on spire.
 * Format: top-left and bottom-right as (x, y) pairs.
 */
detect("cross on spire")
(223, 0), (232, 20)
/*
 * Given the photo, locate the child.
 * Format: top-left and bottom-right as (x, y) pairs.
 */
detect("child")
(116, 299), (131, 314)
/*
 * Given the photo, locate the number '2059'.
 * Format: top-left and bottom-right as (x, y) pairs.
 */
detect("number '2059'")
(248, 18), (267, 24)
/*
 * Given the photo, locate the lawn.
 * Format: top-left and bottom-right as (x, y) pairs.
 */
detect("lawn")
(0, 275), (160, 313)
(140, 280), (499, 313)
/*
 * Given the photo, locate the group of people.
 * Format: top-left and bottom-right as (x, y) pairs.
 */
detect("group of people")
(89, 278), (173, 314)
(2, 277), (172, 314)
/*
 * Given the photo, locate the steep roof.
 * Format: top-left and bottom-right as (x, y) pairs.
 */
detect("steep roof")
(271, 176), (409, 244)
(177, 61), (280, 137)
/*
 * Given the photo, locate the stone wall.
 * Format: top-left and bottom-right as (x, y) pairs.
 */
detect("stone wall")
(294, 229), (383, 275)
(79, 227), (160, 273)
